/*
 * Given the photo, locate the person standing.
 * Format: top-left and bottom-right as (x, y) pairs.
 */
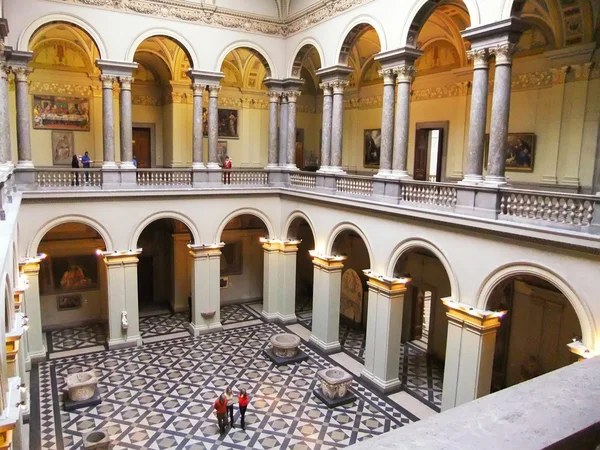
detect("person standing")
(71, 154), (80, 187)
(133, 155), (138, 168)
(224, 387), (235, 428)
(238, 389), (249, 430)
(213, 394), (228, 434)
(223, 156), (232, 184)
(81, 151), (91, 184)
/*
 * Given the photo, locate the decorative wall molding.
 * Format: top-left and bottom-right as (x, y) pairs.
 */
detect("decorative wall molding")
(411, 82), (469, 102)
(132, 94), (161, 106)
(28, 81), (94, 96)
(45, 0), (375, 37)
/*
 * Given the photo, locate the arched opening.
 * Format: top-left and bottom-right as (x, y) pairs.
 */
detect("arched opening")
(131, 35), (194, 168)
(27, 22), (101, 166)
(217, 47), (272, 168)
(392, 247), (452, 411)
(136, 218), (192, 338)
(4, 281), (12, 333)
(331, 229), (371, 360)
(286, 216), (316, 326)
(218, 214), (269, 325)
(37, 222), (108, 355)
(486, 274), (581, 393)
(289, 44), (323, 170)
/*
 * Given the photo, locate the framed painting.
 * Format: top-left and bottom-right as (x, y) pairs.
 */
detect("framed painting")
(484, 133), (536, 172)
(52, 131), (75, 165)
(33, 95), (90, 131)
(40, 254), (99, 294)
(57, 294), (82, 311)
(202, 109), (239, 138)
(217, 140), (228, 166)
(220, 242), (242, 276)
(364, 129), (381, 168)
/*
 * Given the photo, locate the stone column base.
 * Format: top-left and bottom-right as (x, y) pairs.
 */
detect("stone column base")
(360, 369), (402, 394)
(107, 336), (142, 350)
(29, 348), (47, 364)
(187, 322), (223, 336)
(261, 310), (279, 323)
(458, 174), (484, 185)
(277, 313), (298, 325)
(309, 334), (341, 354)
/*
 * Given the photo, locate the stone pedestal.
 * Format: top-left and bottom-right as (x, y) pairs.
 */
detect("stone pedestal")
(308, 252), (346, 353)
(361, 271), (410, 393)
(440, 298), (506, 411)
(187, 244), (224, 335)
(314, 368), (356, 408)
(101, 250), (142, 349)
(263, 333), (309, 365)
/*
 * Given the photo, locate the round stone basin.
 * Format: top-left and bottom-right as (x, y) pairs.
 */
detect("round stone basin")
(317, 367), (353, 399)
(325, 369), (346, 379)
(270, 333), (301, 358)
(87, 431), (106, 443)
(83, 428), (110, 450)
(66, 370), (98, 402)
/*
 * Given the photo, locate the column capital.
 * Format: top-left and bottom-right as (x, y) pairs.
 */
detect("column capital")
(192, 82), (205, 95)
(363, 270), (410, 295)
(286, 90), (301, 103)
(550, 66), (570, 85)
(207, 84), (221, 96)
(567, 340), (599, 361)
(319, 82), (333, 96)
(188, 242), (224, 258)
(393, 66), (416, 83)
(119, 76), (134, 90)
(280, 94), (289, 104)
(378, 68), (396, 85)
(331, 80), (349, 94)
(20, 255), (45, 275)
(309, 250), (346, 270)
(100, 74), (116, 89)
(461, 18), (525, 52)
(489, 43), (517, 66)
(267, 90), (281, 102)
(466, 48), (491, 69)
(316, 65), (353, 84)
(7, 50), (33, 79)
(100, 249), (142, 265)
(11, 66), (32, 82)
(260, 237), (301, 252)
(0, 60), (8, 80)
(441, 297), (506, 331)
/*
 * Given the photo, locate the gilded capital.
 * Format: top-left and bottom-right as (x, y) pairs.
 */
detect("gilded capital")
(100, 75), (116, 89)
(319, 82), (333, 96)
(394, 66), (416, 83)
(466, 48), (490, 69)
(267, 90), (280, 102)
(207, 84), (221, 96)
(192, 83), (205, 96)
(490, 43), (517, 66)
(331, 80), (349, 95)
(378, 68), (396, 85)
(119, 76), (133, 90)
(12, 66), (32, 82)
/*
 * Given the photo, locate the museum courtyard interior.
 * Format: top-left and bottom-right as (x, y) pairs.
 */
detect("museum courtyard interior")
(0, 0), (599, 448)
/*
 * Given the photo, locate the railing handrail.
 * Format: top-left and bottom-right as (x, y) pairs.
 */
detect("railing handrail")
(36, 167), (102, 172)
(334, 173), (373, 181)
(499, 186), (599, 201)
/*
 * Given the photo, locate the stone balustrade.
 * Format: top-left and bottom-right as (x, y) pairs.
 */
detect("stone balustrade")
(12, 167), (600, 235)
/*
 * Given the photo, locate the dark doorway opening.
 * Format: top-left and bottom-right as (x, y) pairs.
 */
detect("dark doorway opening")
(133, 127), (151, 168)
(413, 122), (448, 181)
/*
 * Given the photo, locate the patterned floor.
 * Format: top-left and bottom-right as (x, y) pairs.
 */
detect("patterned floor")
(45, 304), (264, 357)
(38, 322), (417, 449)
(295, 309), (443, 411)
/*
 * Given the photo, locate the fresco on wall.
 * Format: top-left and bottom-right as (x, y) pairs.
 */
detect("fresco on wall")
(415, 42), (460, 76)
(364, 129), (381, 168)
(33, 95), (90, 131)
(51, 131), (75, 165)
(341, 269), (363, 324)
(40, 254), (99, 294)
(203, 109), (239, 138)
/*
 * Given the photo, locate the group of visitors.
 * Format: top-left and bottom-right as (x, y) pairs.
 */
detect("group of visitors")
(70, 153), (138, 186)
(213, 387), (249, 434)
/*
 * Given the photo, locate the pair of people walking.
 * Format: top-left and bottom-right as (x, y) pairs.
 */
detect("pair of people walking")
(214, 387), (249, 434)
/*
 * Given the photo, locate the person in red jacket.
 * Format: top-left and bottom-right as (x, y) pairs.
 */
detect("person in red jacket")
(238, 389), (249, 430)
(223, 156), (232, 184)
(214, 394), (228, 434)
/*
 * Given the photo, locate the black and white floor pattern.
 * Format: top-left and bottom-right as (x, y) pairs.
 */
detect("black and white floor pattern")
(38, 322), (417, 449)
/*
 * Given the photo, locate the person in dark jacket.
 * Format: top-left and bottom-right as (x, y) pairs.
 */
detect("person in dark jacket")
(71, 154), (80, 186)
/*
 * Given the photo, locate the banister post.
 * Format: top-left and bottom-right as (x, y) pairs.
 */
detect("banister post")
(455, 184), (501, 220)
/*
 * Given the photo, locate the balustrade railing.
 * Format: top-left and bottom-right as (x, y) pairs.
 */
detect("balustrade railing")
(336, 174), (373, 196)
(499, 189), (596, 227)
(137, 169), (192, 187)
(400, 180), (457, 208)
(290, 172), (317, 189)
(36, 168), (102, 189)
(225, 169), (268, 186)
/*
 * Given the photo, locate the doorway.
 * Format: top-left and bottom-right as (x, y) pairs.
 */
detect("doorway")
(413, 122), (448, 181)
(133, 127), (151, 168)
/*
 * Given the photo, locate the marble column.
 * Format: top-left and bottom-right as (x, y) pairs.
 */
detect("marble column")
(11, 66), (33, 168)
(286, 90), (301, 170)
(188, 244), (224, 335)
(308, 253), (346, 353)
(318, 83), (333, 172)
(119, 76), (135, 169)
(330, 80), (348, 173)
(361, 272), (409, 393)
(21, 259), (45, 362)
(391, 66), (416, 178)
(0, 58), (10, 168)
(462, 49), (491, 184)
(101, 75), (118, 169)
(441, 298), (506, 411)
(207, 84), (221, 169)
(486, 43), (517, 185)
(266, 90), (280, 168)
(278, 94), (288, 166)
(376, 69), (396, 177)
(191, 83), (205, 169)
(102, 251), (142, 349)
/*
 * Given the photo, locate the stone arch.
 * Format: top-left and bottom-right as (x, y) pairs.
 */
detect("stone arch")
(17, 13), (109, 59)
(215, 208), (275, 243)
(27, 215), (114, 257)
(325, 222), (374, 265)
(126, 28), (200, 68)
(386, 238), (459, 299)
(336, 15), (388, 66)
(282, 211), (317, 242)
(502, 0), (528, 20)
(216, 41), (276, 78)
(400, 0), (480, 48)
(288, 38), (325, 78)
(130, 211), (201, 250)
(476, 262), (596, 349)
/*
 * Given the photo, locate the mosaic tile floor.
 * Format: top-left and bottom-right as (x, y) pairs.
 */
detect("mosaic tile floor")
(46, 325), (107, 354)
(38, 322), (417, 449)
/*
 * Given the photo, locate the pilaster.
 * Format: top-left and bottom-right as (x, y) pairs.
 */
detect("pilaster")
(20, 257), (45, 362)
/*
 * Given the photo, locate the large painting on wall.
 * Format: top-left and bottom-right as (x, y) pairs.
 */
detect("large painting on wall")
(33, 95), (90, 131)
(485, 133), (536, 172)
(203, 109), (239, 139)
(364, 129), (381, 168)
(340, 269), (363, 324)
(40, 255), (99, 295)
(52, 131), (75, 165)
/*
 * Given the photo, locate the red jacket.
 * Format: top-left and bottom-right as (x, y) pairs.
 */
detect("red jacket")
(238, 394), (249, 407)
(214, 398), (228, 414)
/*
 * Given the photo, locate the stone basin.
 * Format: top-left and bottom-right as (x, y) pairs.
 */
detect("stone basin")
(82, 428), (111, 450)
(270, 333), (301, 358)
(66, 370), (98, 402)
(317, 367), (353, 399)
